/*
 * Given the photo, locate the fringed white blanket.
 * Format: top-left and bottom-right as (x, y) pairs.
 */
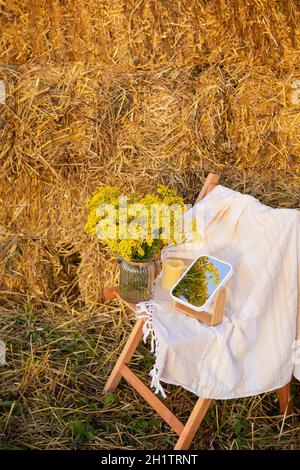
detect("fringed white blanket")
(136, 185), (300, 399)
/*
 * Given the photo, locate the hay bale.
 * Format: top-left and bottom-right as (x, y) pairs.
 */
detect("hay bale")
(0, 1), (298, 66)
(0, 1), (299, 305)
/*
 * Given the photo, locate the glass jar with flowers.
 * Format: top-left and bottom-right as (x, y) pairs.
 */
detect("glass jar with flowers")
(84, 185), (187, 303)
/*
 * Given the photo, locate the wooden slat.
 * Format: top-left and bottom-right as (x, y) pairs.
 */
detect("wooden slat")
(195, 173), (219, 203)
(277, 382), (293, 415)
(173, 301), (212, 324)
(103, 319), (144, 393)
(174, 397), (212, 450)
(103, 286), (137, 312)
(121, 364), (185, 436)
(211, 287), (226, 325)
(103, 286), (119, 300)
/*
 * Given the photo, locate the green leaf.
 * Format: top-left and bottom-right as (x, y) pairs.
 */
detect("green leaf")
(71, 420), (95, 447)
(234, 419), (243, 436)
(31, 332), (39, 342)
(132, 418), (149, 430)
(72, 420), (86, 438)
(103, 393), (116, 407)
(0, 400), (14, 408)
(151, 417), (161, 429)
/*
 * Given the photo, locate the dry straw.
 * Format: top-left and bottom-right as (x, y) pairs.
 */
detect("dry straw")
(0, 0), (299, 305)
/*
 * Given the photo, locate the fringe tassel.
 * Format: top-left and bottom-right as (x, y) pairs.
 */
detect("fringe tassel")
(136, 300), (167, 399)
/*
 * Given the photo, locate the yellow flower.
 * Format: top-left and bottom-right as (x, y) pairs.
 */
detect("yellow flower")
(85, 185), (187, 261)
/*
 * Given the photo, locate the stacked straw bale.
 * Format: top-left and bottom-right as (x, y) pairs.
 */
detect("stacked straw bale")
(0, 1), (299, 305)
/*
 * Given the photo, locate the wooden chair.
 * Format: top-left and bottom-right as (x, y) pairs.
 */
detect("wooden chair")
(103, 173), (293, 450)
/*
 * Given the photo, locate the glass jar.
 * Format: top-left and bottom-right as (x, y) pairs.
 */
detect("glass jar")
(119, 258), (156, 304)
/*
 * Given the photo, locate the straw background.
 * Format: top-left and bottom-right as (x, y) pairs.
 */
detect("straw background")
(0, 0), (299, 450)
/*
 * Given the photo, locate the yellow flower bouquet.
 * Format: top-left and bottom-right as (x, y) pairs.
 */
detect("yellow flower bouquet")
(85, 185), (188, 303)
(85, 185), (186, 262)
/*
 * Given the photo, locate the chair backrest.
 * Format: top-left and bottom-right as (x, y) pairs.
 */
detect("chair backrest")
(195, 173), (219, 203)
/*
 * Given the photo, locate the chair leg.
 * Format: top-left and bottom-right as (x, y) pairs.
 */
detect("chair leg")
(103, 287), (119, 300)
(195, 173), (219, 203)
(277, 382), (293, 415)
(174, 398), (212, 450)
(103, 319), (144, 393)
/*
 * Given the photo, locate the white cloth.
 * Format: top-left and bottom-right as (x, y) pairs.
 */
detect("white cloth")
(137, 185), (300, 399)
